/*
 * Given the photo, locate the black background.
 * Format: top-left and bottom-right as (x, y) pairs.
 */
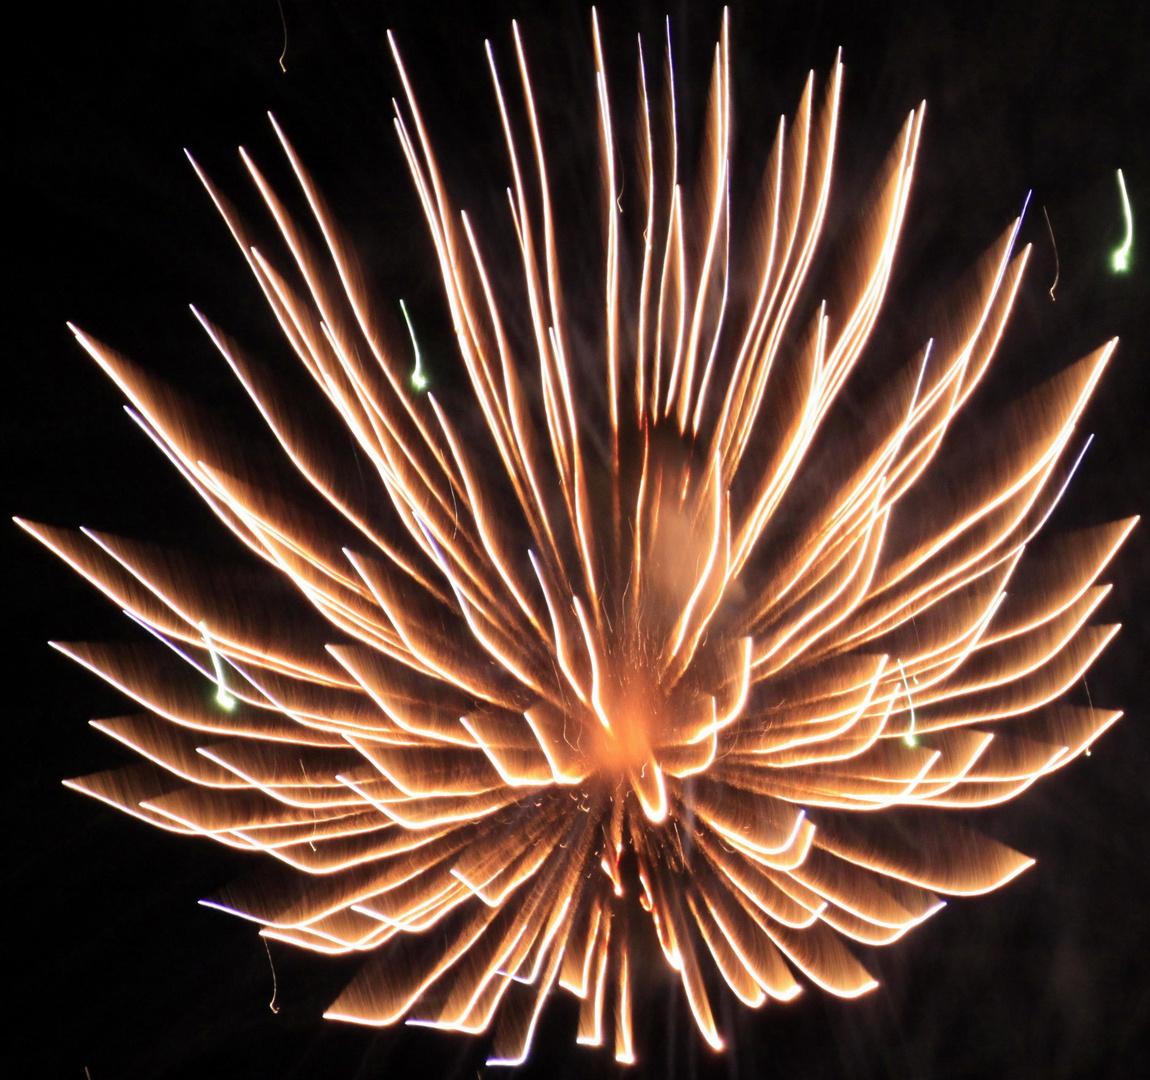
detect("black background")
(4, 1), (1148, 1077)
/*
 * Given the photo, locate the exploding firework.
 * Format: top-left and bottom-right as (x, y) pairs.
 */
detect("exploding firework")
(19, 11), (1135, 1067)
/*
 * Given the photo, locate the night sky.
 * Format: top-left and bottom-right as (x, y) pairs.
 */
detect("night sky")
(4, 1), (1148, 1077)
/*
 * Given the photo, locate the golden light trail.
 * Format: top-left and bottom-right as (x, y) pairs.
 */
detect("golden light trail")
(22, 9), (1134, 1068)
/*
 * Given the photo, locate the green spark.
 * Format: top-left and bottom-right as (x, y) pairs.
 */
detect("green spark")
(1112, 169), (1133, 272)
(200, 621), (237, 710)
(897, 659), (918, 747)
(400, 299), (428, 390)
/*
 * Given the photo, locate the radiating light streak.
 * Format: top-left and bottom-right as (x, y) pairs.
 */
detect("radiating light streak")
(1112, 168), (1133, 272)
(30, 10), (1134, 1070)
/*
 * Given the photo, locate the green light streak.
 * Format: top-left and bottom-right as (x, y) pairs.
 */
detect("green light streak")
(200, 621), (237, 710)
(897, 659), (918, 747)
(1112, 168), (1133, 272)
(400, 299), (428, 390)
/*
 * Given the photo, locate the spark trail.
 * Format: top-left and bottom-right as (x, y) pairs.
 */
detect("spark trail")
(1112, 168), (1133, 271)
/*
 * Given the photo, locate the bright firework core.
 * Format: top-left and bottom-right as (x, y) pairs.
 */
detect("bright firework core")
(21, 9), (1134, 1068)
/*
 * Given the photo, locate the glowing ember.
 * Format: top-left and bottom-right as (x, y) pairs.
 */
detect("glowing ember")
(1112, 168), (1133, 272)
(19, 11), (1135, 1067)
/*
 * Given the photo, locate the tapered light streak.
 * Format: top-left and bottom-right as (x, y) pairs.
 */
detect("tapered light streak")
(25, 9), (1135, 1069)
(897, 660), (919, 747)
(1112, 168), (1133, 272)
(399, 300), (429, 390)
(199, 622), (238, 710)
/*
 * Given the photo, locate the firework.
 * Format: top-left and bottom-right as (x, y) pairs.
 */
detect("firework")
(19, 11), (1134, 1067)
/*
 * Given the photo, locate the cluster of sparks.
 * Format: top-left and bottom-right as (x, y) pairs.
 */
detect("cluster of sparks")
(22, 12), (1135, 1067)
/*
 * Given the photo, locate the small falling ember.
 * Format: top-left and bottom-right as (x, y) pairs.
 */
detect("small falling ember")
(1042, 205), (1059, 301)
(1112, 168), (1133, 272)
(399, 299), (429, 391)
(20, 9), (1135, 1068)
(276, 0), (288, 74)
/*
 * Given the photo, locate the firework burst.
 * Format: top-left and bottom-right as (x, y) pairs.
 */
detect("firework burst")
(19, 10), (1135, 1067)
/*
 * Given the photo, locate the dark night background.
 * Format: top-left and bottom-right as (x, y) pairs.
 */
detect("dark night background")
(3, 1), (1148, 1077)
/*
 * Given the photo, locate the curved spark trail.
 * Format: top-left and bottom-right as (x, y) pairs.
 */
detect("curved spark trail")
(1112, 168), (1133, 272)
(1043, 205), (1059, 301)
(21, 11), (1134, 1067)
(399, 299), (429, 391)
